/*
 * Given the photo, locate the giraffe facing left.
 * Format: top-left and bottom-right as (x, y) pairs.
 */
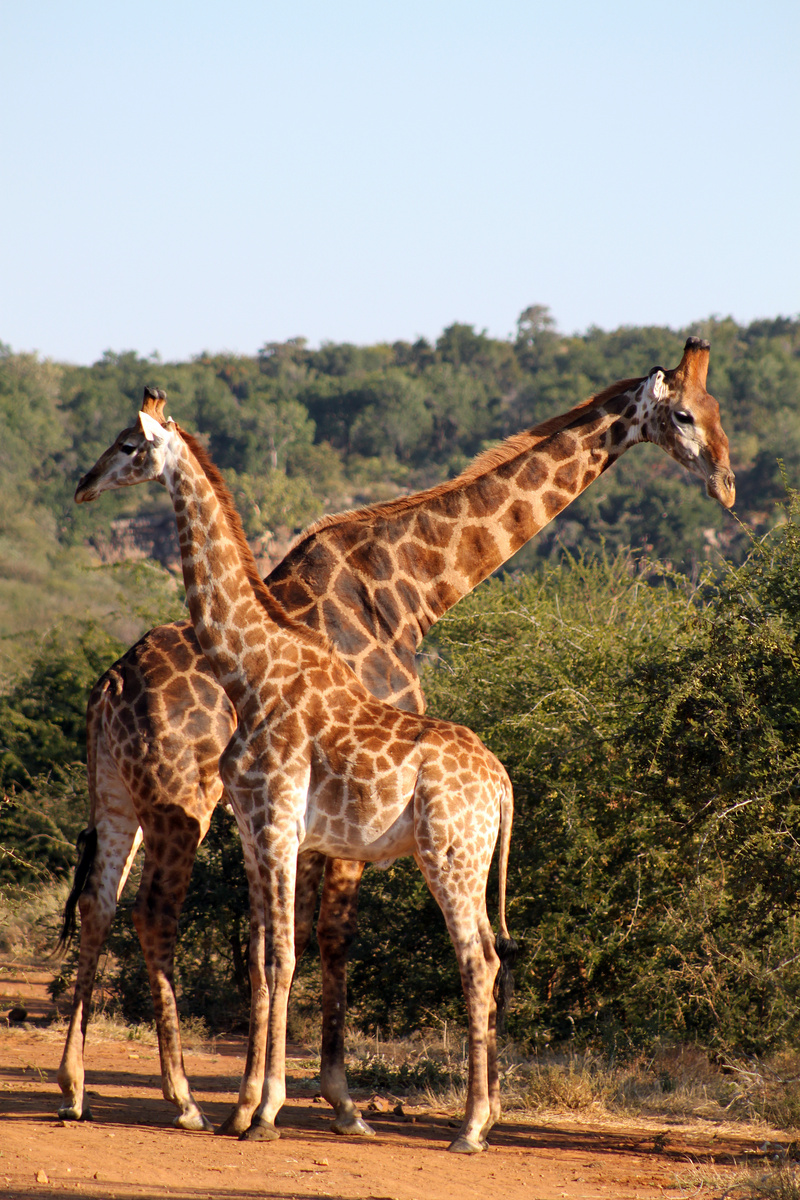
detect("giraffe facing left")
(75, 390), (518, 1154)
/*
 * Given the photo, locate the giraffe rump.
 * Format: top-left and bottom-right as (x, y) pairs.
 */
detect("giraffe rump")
(57, 827), (98, 951)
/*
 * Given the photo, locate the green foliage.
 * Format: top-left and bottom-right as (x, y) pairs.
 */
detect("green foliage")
(5, 312), (800, 1053)
(351, 506), (800, 1054)
(0, 624), (124, 884)
(226, 467), (323, 539)
(624, 495), (800, 1053)
(0, 624), (124, 786)
(4, 309), (800, 615)
(0, 617), (176, 885)
(349, 858), (467, 1031)
(1, 763), (90, 884)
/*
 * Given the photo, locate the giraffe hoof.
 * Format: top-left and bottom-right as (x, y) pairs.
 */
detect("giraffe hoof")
(240, 1118), (280, 1142)
(448, 1134), (486, 1154)
(173, 1109), (214, 1132)
(330, 1112), (376, 1137)
(58, 1104), (92, 1122)
(216, 1109), (252, 1137)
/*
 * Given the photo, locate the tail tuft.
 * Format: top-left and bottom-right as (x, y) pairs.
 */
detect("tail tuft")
(494, 931), (519, 1034)
(56, 828), (98, 952)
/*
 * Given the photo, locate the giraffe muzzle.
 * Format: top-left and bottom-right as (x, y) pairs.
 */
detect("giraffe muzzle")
(75, 472), (99, 503)
(706, 467), (736, 509)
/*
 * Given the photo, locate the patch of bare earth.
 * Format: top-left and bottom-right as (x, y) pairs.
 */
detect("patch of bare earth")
(0, 959), (781, 1199)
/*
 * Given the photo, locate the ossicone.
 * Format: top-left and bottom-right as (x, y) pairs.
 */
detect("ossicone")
(141, 386), (168, 423)
(672, 337), (710, 389)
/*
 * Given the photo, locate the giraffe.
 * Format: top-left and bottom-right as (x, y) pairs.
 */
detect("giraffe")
(74, 391), (517, 1154)
(57, 339), (735, 1137)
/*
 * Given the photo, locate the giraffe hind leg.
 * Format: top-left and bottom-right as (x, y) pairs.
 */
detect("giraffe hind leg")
(414, 845), (500, 1154)
(445, 923), (499, 1154)
(132, 806), (215, 1132)
(57, 812), (142, 1121)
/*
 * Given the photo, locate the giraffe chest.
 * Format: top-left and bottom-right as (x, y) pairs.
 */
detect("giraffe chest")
(219, 715), (420, 863)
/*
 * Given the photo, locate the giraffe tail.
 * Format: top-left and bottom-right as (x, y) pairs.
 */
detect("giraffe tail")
(494, 773), (518, 1034)
(57, 827), (98, 951)
(56, 675), (104, 953)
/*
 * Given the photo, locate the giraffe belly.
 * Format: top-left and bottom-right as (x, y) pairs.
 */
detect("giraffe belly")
(299, 800), (416, 863)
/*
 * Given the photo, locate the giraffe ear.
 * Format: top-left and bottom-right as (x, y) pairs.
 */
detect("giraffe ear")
(138, 409), (165, 444)
(647, 369), (669, 402)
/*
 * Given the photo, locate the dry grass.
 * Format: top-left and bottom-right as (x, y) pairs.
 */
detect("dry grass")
(718, 1165), (800, 1199)
(0, 878), (69, 958)
(487, 1045), (800, 1132)
(342, 1025), (468, 1106)
(672, 1161), (736, 1195)
(60, 1011), (211, 1050)
(523, 1054), (611, 1113)
(7, 883), (800, 1138)
(328, 1031), (800, 1139)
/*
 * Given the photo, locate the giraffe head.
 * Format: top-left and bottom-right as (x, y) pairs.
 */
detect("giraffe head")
(75, 388), (179, 503)
(637, 337), (735, 507)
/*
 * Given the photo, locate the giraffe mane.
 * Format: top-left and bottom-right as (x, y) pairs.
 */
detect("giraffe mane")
(175, 425), (333, 649)
(294, 374), (646, 540)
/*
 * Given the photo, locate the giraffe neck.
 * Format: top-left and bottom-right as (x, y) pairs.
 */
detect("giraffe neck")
(409, 395), (640, 633)
(278, 382), (646, 645)
(164, 433), (320, 715)
(444, 389), (642, 569)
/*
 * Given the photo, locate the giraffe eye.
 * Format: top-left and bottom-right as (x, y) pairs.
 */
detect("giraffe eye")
(673, 410), (694, 426)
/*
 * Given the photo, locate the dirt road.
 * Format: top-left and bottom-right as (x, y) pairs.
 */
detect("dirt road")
(0, 962), (768, 1199)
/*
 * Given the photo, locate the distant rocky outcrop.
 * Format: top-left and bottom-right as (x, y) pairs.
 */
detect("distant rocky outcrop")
(87, 513), (299, 580)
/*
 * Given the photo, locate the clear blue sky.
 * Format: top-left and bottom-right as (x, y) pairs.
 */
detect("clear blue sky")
(1, 1), (797, 364)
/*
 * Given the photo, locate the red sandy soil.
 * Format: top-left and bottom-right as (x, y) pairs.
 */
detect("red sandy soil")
(0, 959), (779, 1199)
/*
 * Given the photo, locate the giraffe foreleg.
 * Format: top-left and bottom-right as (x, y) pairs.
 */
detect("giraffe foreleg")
(57, 814), (142, 1121)
(317, 857), (375, 1137)
(217, 834), (270, 1135)
(240, 833), (298, 1144)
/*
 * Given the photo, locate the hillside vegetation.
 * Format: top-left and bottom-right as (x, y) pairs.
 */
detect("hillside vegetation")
(4, 309), (800, 670)
(3, 309), (800, 1055)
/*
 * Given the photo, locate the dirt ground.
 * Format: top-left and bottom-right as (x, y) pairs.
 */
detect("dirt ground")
(0, 960), (778, 1200)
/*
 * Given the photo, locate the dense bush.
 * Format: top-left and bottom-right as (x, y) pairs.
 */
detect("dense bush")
(351, 502), (800, 1054)
(352, 552), (697, 1038)
(0, 624), (126, 883)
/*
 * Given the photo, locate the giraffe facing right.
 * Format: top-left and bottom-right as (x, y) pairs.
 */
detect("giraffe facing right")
(57, 339), (735, 1137)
